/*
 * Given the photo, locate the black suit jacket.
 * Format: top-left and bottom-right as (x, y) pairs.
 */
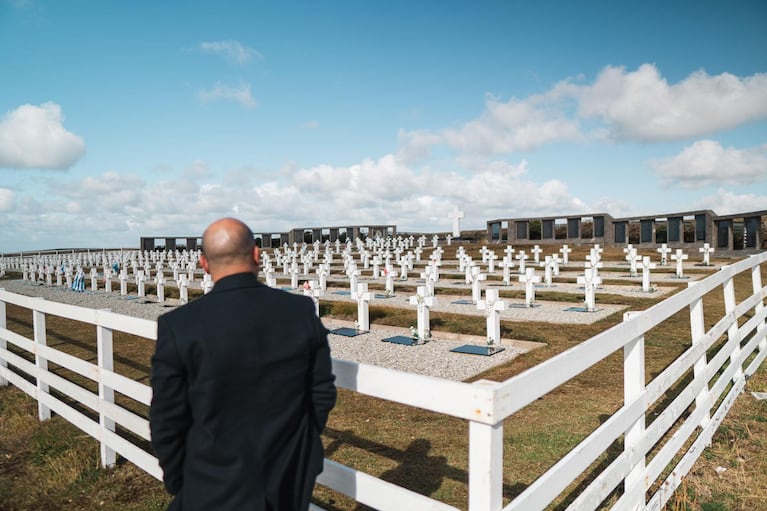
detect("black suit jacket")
(150, 272), (336, 511)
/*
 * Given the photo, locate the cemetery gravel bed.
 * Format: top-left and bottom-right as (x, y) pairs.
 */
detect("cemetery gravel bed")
(0, 279), (528, 381)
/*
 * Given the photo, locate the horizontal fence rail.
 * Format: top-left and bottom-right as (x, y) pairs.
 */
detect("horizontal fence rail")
(0, 251), (765, 510)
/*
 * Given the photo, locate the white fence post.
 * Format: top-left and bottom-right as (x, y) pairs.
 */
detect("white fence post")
(33, 299), (51, 421)
(622, 311), (646, 508)
(688, 282), (711, 429)
(468, 420), (503, 511)
(0, 294), (6, 386)
(97, 319), (117, 468)
(469, 378), (503, 511)
(722, 268), (744, 383)
(751, 258), (767, 360)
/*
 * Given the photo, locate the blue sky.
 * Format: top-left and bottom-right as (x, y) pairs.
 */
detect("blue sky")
(1, 0), (766, 252)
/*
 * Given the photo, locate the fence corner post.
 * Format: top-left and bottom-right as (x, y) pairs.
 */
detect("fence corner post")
(468, 380), (503, 511)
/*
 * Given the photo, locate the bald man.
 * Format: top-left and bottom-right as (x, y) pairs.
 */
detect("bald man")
(150, 218), (336, 511)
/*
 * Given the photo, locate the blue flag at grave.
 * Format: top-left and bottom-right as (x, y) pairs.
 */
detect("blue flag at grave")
(72, 271), (85, 292)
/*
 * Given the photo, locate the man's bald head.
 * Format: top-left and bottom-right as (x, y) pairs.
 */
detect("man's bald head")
(200, 218), (259, 280)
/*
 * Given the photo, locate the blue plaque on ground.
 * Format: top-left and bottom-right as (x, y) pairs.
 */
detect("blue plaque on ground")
(382, 335), (418, 346)
(564, 306), (599, 313)
(374, 293), (392, 299)
(331, 327), (364, 337)
(451, 345), (505, 356)
(332, 290), (352, 295)
(451, 299), (474, 305)
(508, 303), (540, 309)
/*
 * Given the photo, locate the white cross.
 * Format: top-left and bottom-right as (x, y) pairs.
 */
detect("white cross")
(531, 245), (543, 263)
(559, 244), (572, 265)
(657, 244), (671, 266)
(303, 280), (324, 317)
(119, 270), (129, 296)
(486, 251), (498, 273)
(409, 286), (435, 341)
(178, 275), (189, 304)
(477, 288), (506, 346)
(577, 270), (602, 312)
(156, 272), (166, 302)
(516, 250), (528, 274)
(137, 271), (146, 298)
(264, 267), (277, 288)
(671, 249), (688, 278)
(470, 265), (487, 304)
(356, 282), (374, 331)
(641, 256), (656, 292)
(539, 255), (554, 287)
(384, 268), (397, 295)
(504, 245), (515, 261)
(290, 264), (301, 289)
(448, 206), (464, 238)
(502, 255), (514, 286)
(480, 246), (489, 264)
(550, 254), (561, 277)
(201, 274), (213, 294)
(625, 247), (639, 277)
(519, 268), (540, 307)
(699, 243), (714, 266)
(90, 268), (99, 291)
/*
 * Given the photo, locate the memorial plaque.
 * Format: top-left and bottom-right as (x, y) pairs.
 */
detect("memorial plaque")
(564, 306), (600, 313)
(451, 299), (474, 305)
(331, 327), (364, 337)
(332, 290), (352, 295)
(508, 303), (540, 308)
(382, 335), (418, 346)
(450, 345), (505, 356)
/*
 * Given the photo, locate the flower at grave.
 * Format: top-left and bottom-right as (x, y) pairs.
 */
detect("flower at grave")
(303, 280), (311, 291)
(410, 325), (417, 339)
(487, 337), (495, 347)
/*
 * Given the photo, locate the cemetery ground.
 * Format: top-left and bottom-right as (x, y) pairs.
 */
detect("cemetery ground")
(0, 244), (766, 510)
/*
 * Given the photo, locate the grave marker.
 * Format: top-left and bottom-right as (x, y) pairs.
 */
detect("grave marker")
(477, 288), (506, 347)
(409, 286), (435, 342)
(671, 249), (689, 278)
(699, 243), (714, 266)
(641, 256), (656, 292)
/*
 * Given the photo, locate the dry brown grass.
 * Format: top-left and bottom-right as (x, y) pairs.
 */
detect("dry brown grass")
(0, 247), (765, 510)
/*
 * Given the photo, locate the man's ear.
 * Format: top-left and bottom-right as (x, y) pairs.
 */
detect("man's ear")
(200, 254), (209, 274)
(252, 246), (261, 266)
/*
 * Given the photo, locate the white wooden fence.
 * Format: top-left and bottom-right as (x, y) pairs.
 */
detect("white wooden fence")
(1, 252), (766, 510)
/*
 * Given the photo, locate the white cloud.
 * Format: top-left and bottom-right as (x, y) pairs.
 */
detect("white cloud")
(0, 188), (16, 212)
(0, 102), (85, 169)
(407, 64), (767, 161)
(199, 40), (262, 65)
(442, 94), (582, 155)
(578, 64), (767, 141)
(198, 82), (258, 109)
(396, 129), (442, 163)
(693, 189), (767, 215)
(652, 140), (767, 188)
(184, 159), (210, 178)
(302, 120), (320, 129)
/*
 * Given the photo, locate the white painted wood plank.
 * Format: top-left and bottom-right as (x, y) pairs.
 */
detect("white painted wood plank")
(317, 459), (460, 511)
